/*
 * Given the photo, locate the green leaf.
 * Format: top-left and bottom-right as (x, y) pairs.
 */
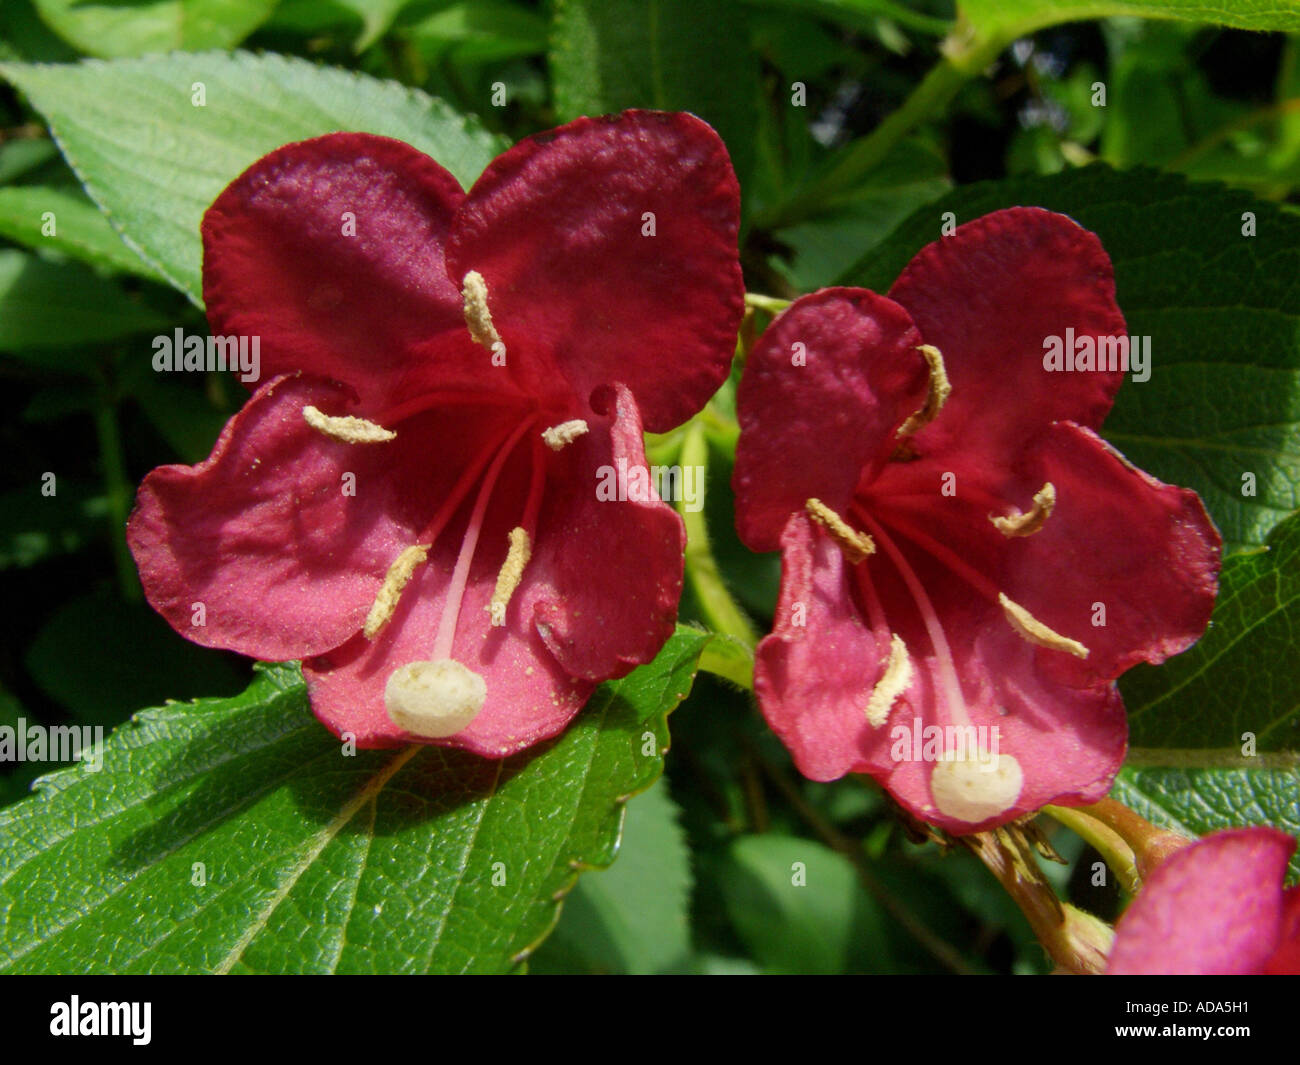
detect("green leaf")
(0, 52), (506, 305)
(25, 590), (247, 725)
(0, 629), (709, 974)
(1111, 766), (1300, 879)
(773, 138), (951, 291)
(0, 139), (59, 184)
(738, 0), (952, 36)
(407, 1), (548, 64)
(1124, 510), (1300, 753)
(550, 0), (761, 190)
(31, 0), (278, 59)
(715, 835), (892, 974)
(529, 778), (692, 973)
(0, 248), (166, 361)
(960, 0), (1300, 35)
(0, 186), (168, 283)
(0, 481), (107, 571)
(335, 0), (412, 51)
(846, 165), (1300, 554)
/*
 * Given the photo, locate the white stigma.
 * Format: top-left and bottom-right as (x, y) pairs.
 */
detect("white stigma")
(384, 659), (487, 738)
(930, 749), (1024, 824)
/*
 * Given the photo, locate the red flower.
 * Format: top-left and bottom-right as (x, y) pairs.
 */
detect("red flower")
(1107, 827), (1300, 974)
(733, 208), (1220, 833)
(128, 112), (742, 756)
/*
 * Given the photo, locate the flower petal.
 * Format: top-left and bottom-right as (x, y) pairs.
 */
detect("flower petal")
(448, 111), (743, 432)
(758, 507), (1127, 832)
(1000, 422), (1221, 688)
(303, 561), (595, 756)
(202, 132), (466, 409)
(527, 384), (686, 680)
(733, 289), (928, 551)
(888, 207), (1127, 465)
(1108, 827), (1295, 975)
(1263, 885), (1300, 974)
(127, 375), (417, 660)
(753, 512), (896, 781)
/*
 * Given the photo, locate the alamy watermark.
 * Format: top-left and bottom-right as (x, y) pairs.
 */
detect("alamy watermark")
(0, 718), (103, 772)
(889, 717), (1002, 772)
(152, 328), (260, 383)
(595, 458), (704, 512)
(1042, 328), (1150, 382)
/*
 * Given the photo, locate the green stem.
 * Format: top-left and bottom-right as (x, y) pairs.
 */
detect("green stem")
(93, 384), (140, 602)
(698, 636), (754, 690)
(753, 25), (1012, 232)
(743, 292), (792, 315)
(678, 420), (760, 655)
(1043, 805), (1141, 896)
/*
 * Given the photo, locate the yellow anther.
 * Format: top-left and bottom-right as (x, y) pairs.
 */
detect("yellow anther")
(487, 527), (531, 627)
(999, 593), (1089, 659)
(302, 405), (396, 444)
(991, 482), (1056, 538)
(805, 499), (874, 564)
(462, 270), (501, 350)
(541, 419), (589, 451)
(866, 634), (912, 727)
(364, 544), (430, 639)
(897, 345), (951, 438)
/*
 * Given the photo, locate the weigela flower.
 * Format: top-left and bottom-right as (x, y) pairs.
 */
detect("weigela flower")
(733, 208), (1220, 833)
(128, 112), (742, 755)
(1108, 827), (1300, 974)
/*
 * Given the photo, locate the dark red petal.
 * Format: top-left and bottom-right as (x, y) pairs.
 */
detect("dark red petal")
(733, 289), (928, 551)
(202, 133), (466, 409)
(448, 111), (743, 432)
(127, 375), (418, 660)
(1001, 423), (1221, 688)
(303, 560), (595, 756)
(1264, 885), (1300, 974)
(1108, 828), (1295, 975)
(527, 384), (685, 679)
(753, 512), (896, 781)
(888, 207), (1127, 465)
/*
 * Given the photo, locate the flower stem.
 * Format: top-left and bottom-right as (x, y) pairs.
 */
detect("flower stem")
(677, 420), (760, 662)
(1043, 804), (1141, 895)
(1068, 797), (1194, 881)
(743, 292), (792, 315)
(961, 826), (1113, 974)
(752, 25), (1012, 232)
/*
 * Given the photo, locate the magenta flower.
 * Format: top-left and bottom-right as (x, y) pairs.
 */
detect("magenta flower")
(128, 112), (742, 755)
(1108, 827), (1300, 974)
(733, 208), (1220, 833)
